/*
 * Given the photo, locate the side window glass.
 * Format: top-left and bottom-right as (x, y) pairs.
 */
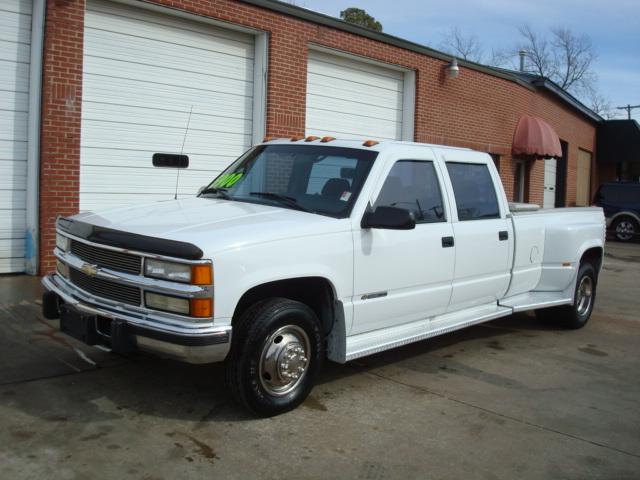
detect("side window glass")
(374, 160), (445, 223)
(446, 162), (500, 220)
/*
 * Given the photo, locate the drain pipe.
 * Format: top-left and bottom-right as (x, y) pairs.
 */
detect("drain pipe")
(25, 0), (46, 275)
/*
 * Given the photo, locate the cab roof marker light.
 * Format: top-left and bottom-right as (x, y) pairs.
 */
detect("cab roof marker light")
(305, 136), (320, 142)
(363, 140), (379, 147)
(290, 135), (305, 141)
(263, 136), (275, 142)
(320, 136), (336, 143)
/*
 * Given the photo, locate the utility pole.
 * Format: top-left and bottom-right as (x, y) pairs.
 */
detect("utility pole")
(616, 104), (640, 120)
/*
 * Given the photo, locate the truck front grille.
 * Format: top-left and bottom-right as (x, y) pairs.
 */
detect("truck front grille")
(70, 240), (142, 275)
(69, 268), (141, 306)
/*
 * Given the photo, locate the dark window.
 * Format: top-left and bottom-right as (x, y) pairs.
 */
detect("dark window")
(374, 160), (445, 223)
(446, 162), (500, 220)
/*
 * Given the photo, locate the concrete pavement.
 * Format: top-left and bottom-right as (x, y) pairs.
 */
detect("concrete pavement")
(0, 242), (639, 479)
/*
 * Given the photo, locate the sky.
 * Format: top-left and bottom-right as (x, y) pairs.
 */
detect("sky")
(287, 0), (640, 120)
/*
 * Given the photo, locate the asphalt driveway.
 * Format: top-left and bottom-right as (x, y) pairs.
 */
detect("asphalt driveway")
(0, 242), (639, 480)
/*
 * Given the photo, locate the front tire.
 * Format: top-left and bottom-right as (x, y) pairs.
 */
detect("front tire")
(535, 262), (597, 329)
(611, 216), (638, 242)
(225, 298), (323, 417)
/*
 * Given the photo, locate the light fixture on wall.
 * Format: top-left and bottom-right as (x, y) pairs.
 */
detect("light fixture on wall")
(446, 58), (460, 79)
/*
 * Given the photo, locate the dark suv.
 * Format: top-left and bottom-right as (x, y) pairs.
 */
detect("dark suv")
(593, 182), (640, 242)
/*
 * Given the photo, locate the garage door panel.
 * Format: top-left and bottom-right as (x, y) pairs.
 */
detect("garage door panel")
(0, 238), (25, 258)
(306, 95), (402, 122)
(80, 148), (234, 172)
(0, 161), (27, 189)
(84, 30), (253, 81)
(83, 57), (253, 99)
(0, 190), (26, 210)
(83, 78), (253, 120)
(0, 59), (29, 92)
(88, 0), (253, 50)
(0, 38), (30, 63)
(306, 50), (406, 141)
(0, 111), (28, 142)
(0, 209), (26, 237)
(0, 10), (31, 44)
(81, 0), (255, 211)
(0, 140), (27, 161)
(0, 89), (28, 113)
(306, 109), (401, 140)
(82, 121), (250, 154)
(81, 166), (219, 194)
(307, 72), (403, 109)
(82, 103), (252, 134)
(309, 50), (404, 83)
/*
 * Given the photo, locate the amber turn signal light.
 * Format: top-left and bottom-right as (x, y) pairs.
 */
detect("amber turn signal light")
(362, 140), (379, 147)
(191, 264), (213, 285)
(190, 298), (213, 318)
(320, 136), (336, 143)
(305, 135), (320, 142)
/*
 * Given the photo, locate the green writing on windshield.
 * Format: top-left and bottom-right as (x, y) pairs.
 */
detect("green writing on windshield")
(213, 172), (243, 188)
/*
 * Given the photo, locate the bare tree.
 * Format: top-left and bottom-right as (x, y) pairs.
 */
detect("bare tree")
(584, 85), (616, 119)
(439, 27), (483, 62)
(517, 25), (596, 93)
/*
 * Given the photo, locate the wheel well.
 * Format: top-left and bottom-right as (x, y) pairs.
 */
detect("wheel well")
(233, 277), (337, 335)
(581, 247), (603, 272)
(611, 213), (640, 226)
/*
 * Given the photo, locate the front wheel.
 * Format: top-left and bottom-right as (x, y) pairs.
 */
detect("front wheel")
(612, 216), (638, 242)
(225, 298), (323, 417)
(535, 262), (597, 329)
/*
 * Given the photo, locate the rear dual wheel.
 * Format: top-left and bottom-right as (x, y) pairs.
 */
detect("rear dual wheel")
(225, 298), (323, 417)
(535, 262), (597, 329)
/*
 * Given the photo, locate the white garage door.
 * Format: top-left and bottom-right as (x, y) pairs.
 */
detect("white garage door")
(306, 50), (407, 141)
(0, 0), (31, 273)
(81, 0), (256, 211)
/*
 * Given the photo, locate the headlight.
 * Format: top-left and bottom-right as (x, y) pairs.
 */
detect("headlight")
(145, 292), (190, 315)
(56, 233), (69, 252)
(144, 259), (212, 285)
(144, 259), (192, 283)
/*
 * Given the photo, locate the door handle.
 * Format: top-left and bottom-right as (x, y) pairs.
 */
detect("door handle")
(441, 236), (454, 248)
(499, 231), (509, 241)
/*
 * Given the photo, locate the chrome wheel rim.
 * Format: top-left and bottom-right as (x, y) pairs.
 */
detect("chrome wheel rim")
(259, 325), (310, 396)
(576, 276), (593, 316)
(616, 221), (635, 241)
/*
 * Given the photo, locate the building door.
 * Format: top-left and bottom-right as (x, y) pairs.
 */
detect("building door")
(576, 149), (592, 206)
(80, 0), (259, 211)
(306, 49), (413, 141)
(0, 0), (32, 273)
(543, 158), (557, 208)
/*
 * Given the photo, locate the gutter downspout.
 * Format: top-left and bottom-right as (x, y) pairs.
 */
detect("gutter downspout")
(25, 0), (46, 275)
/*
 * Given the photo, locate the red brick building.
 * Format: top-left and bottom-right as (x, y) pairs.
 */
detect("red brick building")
(2, 0), (612, 275)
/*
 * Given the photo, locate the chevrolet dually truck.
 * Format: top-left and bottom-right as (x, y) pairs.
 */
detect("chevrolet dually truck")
(42, 138), (605, 416)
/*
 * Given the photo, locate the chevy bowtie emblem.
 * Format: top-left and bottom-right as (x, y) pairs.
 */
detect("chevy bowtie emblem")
(81, 263), (99, 277)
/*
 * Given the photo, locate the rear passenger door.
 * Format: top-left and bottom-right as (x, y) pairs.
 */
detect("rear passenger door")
(444, 160), (512, 312)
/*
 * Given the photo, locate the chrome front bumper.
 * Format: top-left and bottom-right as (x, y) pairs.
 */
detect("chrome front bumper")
(42, 274), (232, 364)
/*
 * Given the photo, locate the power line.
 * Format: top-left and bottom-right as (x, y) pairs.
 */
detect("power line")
(616, 104), (640, 120)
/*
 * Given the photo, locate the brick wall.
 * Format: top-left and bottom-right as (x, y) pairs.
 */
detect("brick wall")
(38, 0), (598, 273)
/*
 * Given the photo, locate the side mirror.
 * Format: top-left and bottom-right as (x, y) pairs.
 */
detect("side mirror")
(152, 153), (189, 168)
(361, 206), (416, 230)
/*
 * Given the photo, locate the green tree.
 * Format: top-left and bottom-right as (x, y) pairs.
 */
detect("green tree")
(340, 8), (383, 32)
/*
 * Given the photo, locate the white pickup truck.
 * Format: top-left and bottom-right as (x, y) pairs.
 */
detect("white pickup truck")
(43, 138), (605, 416)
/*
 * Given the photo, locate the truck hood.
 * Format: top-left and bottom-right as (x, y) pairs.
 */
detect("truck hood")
(71, 197), (349, 256)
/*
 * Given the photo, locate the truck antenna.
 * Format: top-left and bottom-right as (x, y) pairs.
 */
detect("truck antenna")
(175, 105), (194, 200)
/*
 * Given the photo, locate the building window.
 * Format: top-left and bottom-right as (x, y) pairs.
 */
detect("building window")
(513, 160), (526, 202)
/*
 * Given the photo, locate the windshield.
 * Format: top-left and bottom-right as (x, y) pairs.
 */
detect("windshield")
(201, 144), (378, 218)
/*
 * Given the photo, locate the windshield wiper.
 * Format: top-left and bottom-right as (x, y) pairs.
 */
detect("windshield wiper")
(199, 187), (233, 200)
(249, 192), (314, 213)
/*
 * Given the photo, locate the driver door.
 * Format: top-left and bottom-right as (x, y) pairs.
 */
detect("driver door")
(351, 158), (455, 335)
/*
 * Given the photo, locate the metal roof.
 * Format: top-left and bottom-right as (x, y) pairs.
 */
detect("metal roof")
(242, 0), (603, 123)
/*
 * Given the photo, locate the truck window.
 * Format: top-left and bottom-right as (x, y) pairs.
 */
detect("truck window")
(446, 162), (500, 220)
(374, 160), (445, 223)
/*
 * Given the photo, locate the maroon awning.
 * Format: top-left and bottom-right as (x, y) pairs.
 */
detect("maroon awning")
(512, 115), (562, 159)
